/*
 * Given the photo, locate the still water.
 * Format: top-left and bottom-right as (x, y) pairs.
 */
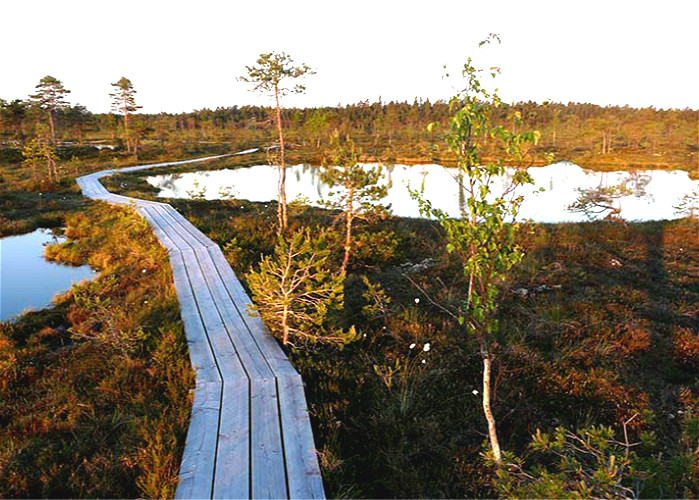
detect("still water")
(0, 229), (96, 322)
(146, 162), (699, 223)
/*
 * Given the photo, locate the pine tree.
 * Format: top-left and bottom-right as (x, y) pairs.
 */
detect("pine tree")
(240, 52), (314, 233)
(22, 137), (60, 183)
(30, 75), (71, 145)
(110, 77), (142, 158)
(322, 136), (389, 275)
(247, 229), (346, 346)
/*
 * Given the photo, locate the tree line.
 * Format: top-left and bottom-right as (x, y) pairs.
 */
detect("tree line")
(2, 84), (696, 168)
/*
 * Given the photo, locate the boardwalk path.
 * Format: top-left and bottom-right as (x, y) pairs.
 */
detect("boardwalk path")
(77, 153), (325, 499)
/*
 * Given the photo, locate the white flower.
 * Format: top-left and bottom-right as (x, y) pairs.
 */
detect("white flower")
(423, 343), (431, 352)
(362, 333), (367, 338)
(414, 297), (420, 304)
(142, 269), (147, 273)
(472, 389), (479, 395)
(409, 343), (416, 349)
(421, 359), (426, 364)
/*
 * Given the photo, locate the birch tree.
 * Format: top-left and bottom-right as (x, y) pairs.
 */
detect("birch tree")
(412, 35), (540, 465)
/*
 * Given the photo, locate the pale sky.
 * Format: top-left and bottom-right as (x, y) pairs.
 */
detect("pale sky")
(2, 0), (698, 113)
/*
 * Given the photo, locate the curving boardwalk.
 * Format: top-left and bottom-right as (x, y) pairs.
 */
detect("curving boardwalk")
(76, 153), (325, 499)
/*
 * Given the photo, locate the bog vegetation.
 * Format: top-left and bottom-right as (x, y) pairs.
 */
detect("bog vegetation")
(0, 204), (192, 497)
(0, 45), (698, 499)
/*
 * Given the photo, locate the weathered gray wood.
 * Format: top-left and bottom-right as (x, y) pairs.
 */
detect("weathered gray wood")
(206, 248), (324, 498)
(206, 245), (325, 499)
(168, 250), (220, 378)
(206, 248), (298, 376)
(146, 205), (196, 254)
(193, 247), (287, 498)
(179, 245), (256, 500)
(155, 205), (216, 251)
(137, 206), (179, 252)
(195, 248), (274, 379)
(277, 375), (326, 499)
(76, 153), (326, 500)
(175, 382), (220, 500)
(160, 204), (218, 249)
(168, 250), (222, 500)
(251, 376), (288, 500)
(212, 377), (250, 499)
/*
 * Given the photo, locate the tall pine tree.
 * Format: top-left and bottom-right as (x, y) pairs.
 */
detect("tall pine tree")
(30, 75), (71, 145)
(240, 52), (314, 232)
(110, 77), (142, 157)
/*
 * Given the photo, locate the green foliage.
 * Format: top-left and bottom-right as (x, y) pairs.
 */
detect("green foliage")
(110, 77), (141, 116)
(247, 228), (350, 346)
(411, 38), (541, 463)
(22, 137), (60, 184)
(413, 45), (538, 338)
(353, 229), (399, 267)
(322, 135), (390, 273)
(239, 52), (314, 97)
(29, 75), (71, 112)
(322, 137), (389, 218)
(360, 275), (392, 325)
(495, 426), (640, 499)
(240, 51), (315, 231)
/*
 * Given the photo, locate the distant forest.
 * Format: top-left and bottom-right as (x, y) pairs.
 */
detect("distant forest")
(1, 98), (697, 171)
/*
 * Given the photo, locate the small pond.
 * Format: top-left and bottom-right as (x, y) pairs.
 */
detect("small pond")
(146, 162), (699, 223)
(0, 228), (96, 322)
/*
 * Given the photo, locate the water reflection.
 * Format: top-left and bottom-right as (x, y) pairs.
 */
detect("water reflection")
(145, 162), (699, 223)
(0, 229), (96, 322)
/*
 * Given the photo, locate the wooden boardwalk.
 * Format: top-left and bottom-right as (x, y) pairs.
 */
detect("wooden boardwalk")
(77, 154), (325, 499)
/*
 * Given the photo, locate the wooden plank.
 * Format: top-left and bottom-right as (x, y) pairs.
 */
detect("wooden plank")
(77, 153), (327, 500)
(168, 251), (223, 500)
(184, 251), (258, 499)
(251, 377), (288, 500)
(277, 375), (326, 499)
(192, 249), (287, 498)
(206, 246), (324, 499)
(175, 382), (220, 500)
(158, 204), (217, 249)
(207, 246), (325, 499)
(139, 206), (181, 256)
(211, 378), (250, 499)
(141, 206), (188, 255)
(148, 205), (202, 254)
(195, 247), (275, 380)
(178, 247), (251, 500)
(168, 250), (220, 381)
(207, 248), (297, 377)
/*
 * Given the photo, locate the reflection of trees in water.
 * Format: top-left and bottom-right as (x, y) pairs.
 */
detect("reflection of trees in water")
(568, 172), (631, 222)
(296, 164), (324, 198)
(458, 171), (467, 218)
(384, 163), (396, 190)
(627, 170), (653, 199)
(157, 173), (183, 193)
